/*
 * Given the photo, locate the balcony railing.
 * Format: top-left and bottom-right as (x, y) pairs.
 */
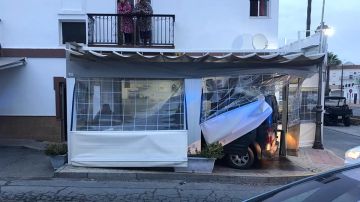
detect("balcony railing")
(87, 13), (175, 48)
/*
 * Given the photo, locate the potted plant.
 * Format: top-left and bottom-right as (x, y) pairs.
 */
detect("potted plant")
(45, 142), (67, 170)
(175, 142), (224, 173)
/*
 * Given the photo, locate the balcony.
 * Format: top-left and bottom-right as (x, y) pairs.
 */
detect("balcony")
(87, 13), (175, 48)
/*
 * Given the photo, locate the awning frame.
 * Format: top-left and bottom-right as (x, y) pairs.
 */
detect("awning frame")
(0, 57), (26, 70)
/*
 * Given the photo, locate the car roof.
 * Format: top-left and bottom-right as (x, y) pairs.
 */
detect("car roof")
(245, 163), (360, 202)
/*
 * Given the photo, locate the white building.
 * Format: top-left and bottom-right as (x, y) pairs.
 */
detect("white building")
(329, 65), (360, 104)
(0, 0), (324, 167)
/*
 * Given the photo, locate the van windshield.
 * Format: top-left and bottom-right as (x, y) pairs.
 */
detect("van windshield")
(325, 98), (346, 107)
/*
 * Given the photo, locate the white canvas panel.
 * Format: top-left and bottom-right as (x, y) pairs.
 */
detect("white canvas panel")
(69, 130), (188, 167)
(200, 97), (272, 145)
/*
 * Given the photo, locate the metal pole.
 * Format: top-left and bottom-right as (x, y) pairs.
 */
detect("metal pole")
(341, 64), (344, 96)
(280, 84), (289, 157)
(313, 0), (326, 149)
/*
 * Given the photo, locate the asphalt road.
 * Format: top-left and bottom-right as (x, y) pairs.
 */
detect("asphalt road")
(0, 178), (280, 201)
(324, 127), (360, 158)
(0, 146), (286, 201)
(2, 127), (359, 201)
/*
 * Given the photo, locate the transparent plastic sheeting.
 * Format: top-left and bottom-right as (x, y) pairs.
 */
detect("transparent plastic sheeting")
(200, 74), (290, 145)
(73, 78), (185, 132)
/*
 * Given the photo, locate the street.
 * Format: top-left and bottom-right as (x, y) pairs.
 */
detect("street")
(0, 179), (280, 201)
(324, 126), (360, 158)
(0, 127), (359, 201)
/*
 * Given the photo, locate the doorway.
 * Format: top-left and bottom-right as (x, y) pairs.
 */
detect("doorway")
(54, 77), (67, 142)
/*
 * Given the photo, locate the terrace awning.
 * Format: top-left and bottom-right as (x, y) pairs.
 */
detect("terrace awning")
(66, 49), (325, 78)
(0, 57), (26, 70)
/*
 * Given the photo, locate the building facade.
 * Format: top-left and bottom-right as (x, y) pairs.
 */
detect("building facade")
(0, 0), (279, 142)
(329, 65), (360, 104)
(0, 0), (324, 167)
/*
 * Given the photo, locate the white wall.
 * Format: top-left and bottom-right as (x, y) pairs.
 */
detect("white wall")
(0, 58), (66, 116)
(152, 0), (279, 50)
(303, 73), (319, 88)
(0, 0), (115, 48)
(0, 0), (278, 50)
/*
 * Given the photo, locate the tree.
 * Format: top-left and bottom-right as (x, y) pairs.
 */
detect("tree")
(328, 52), (342, 66)
(306, 0), (312, 37)
(325, 52), (342, 96)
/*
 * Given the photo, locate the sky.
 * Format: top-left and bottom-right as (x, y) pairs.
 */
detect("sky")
(279, 0), (360, 64)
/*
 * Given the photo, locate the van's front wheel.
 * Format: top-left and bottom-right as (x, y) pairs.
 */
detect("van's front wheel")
(226, 147), (255, 169)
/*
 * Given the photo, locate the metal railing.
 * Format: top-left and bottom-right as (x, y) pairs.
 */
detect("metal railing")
(88, 13), (175, 48)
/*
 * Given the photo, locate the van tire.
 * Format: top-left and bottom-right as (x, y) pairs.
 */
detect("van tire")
(344, 117), (351, 127)
(226, 147), (255, 169)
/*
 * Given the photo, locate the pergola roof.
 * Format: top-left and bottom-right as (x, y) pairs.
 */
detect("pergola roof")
(68, 49), (324, 67)
(66, 46), (325, 78)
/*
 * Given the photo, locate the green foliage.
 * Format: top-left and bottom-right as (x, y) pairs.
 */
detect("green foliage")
(189, 142), (224, 159)
(328, 52), (342, 66)
(45, 143), (67, 156)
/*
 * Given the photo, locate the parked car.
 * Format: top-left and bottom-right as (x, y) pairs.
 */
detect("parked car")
(222, 95), (280, 169)
(345, 146), (360, 165)
(245, 163), (360, 202)
(324, 96), (353, 126)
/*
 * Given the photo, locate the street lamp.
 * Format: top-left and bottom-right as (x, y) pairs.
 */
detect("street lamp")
(324, 27), (335, 37)
(313, 0), (327, 150)
(316, 23), (335, 37)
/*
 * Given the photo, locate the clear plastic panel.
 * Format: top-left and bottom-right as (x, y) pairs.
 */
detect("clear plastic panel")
(201, 74), (291, 123)
(73, 78), (185, 131)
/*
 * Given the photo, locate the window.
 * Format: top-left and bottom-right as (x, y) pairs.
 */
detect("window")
(250, 0), (269, 17)
(73, 78), (185, 131)
(61, 22), (86, 44)
(300, 88), (318, 122)
(288, 82), (301, 126)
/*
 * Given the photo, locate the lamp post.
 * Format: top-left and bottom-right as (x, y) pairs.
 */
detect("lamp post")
(313, 0), (327, 150)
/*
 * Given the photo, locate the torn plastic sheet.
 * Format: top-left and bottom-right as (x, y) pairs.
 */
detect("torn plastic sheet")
(200, 96), (272, 145)
(200, 74), (290, 145)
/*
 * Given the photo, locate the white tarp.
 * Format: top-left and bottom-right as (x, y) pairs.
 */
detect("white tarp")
(69, 130), (188, 167)
(200, 96), (272, 145)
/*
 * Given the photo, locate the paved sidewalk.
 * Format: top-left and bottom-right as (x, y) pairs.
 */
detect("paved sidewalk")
(0, 138), (47, 151)
(325, 125), (360, 137)
(0, 146), (53, 179)
(287, 147), (344, 173)
(56, 147), (344, 184)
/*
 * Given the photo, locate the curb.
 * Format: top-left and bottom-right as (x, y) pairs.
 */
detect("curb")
(54, 168), (312, 185)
